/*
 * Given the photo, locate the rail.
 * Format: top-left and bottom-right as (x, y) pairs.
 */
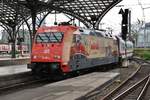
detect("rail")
(102, 58), (150, 100)
(113, 74), (150, 100)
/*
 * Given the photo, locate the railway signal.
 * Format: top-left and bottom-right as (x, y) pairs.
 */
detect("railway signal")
(119, 9), (130, 40)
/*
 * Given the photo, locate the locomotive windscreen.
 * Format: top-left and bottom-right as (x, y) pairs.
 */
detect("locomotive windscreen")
(36, 32), (64, 43)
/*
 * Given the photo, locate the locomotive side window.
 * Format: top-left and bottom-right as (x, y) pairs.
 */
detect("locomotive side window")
(36, 32), (64, 43)
(95, 32), (103, 37)
(73, 34), (81, 43)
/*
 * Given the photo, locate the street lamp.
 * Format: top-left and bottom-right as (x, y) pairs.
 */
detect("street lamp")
(138, 0), (146, 48)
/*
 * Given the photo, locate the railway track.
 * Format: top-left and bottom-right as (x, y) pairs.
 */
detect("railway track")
(102, 58), (150, 100)
(1, 57), (149, 99)
(112, 74), (150, 100)
(0, 68), (97, 94)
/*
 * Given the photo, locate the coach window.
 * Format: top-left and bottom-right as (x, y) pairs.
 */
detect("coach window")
(90, 31), (96, 36)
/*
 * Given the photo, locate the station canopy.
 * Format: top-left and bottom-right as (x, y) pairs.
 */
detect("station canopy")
(0, 0), (122, 29)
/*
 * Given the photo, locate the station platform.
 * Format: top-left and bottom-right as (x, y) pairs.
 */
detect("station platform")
(0, 56), (30, 66)
(0, 65), (30, 76)
(0, 72), (119, 100)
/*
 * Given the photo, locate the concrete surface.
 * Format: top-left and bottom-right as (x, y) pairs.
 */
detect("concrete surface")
(0, 71), (32, 88)
(0, 65), (30, 76)
(0, 57), (30, 66)
(0, 72), (119, 100)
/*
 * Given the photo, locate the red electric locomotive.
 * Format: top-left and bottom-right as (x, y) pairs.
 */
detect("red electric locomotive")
(28, 24), (121, 77)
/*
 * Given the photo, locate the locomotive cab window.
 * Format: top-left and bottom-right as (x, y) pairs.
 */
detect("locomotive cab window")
(36, 32), (64, 43)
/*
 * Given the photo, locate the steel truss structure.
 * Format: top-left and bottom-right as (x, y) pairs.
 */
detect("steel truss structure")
(0, 0), (122, 29)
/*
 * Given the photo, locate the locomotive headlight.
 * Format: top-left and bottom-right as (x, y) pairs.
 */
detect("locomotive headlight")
(54, 55), (61, 59)
(62, 62), (68, 65)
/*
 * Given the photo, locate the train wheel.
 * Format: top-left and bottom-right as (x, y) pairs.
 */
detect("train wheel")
(70, 71), (81, 77)
(50, 72), (66, 81)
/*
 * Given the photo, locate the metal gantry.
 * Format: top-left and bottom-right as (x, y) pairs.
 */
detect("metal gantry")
(48, 0), (122, 28)
(0, 0), (122, 58)
(0, 0), (122, 29)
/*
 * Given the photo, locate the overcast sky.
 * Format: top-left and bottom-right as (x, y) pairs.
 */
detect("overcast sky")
(101, 0), (150, 33)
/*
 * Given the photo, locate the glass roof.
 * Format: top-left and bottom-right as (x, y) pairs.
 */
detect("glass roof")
(0, 0), (122, 28)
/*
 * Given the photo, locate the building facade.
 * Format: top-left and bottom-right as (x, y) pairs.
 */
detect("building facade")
(137, 22), (150, 48)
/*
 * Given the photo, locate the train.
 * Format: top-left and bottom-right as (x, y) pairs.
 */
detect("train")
(27, 24), (134, 77)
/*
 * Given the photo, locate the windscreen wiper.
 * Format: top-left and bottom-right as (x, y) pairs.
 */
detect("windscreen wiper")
(52, 33), (59, 42)
(45, 33), (51, 42)
(37, 35), (44, 42)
